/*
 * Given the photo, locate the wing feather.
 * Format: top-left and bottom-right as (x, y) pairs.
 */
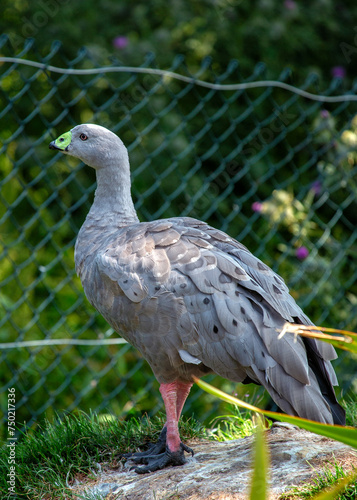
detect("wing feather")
(92, 216), (338, 418)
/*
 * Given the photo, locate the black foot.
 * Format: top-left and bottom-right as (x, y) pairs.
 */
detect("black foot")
(123, 427), (167, 462)
(123, 427), (194, 474)
(133, 443), (193, 474)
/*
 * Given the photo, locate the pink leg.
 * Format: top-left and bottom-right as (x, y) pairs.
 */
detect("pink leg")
(175, 381), (193, 420)
(159, 380), (192, 452)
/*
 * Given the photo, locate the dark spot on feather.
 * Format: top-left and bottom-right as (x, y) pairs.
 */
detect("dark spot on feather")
(273, 284), (282, 295)
(241, 306), (245, 315)
(213, 325), (219, 333)
(134, 292), (137, 296)
(235, 291), (240, 296)
(219, 273), (232, 284)
(235, 266), (246, 276)
(155, 285), (160, 291)
(262, 351), (265, 357)
(203, 297), (210, 304)
(185, 257), (204, 272)
(180, 283), (187, 289)
(123, 279), (128, 284)
(258, 262), (268, 271)
(173, 287), (176, 292)
(232, 319), (238, 326)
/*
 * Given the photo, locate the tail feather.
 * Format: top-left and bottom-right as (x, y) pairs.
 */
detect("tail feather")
(302, 337), (345, 425)
(245, 333), (345, 425)
(249, 363), (336, 424)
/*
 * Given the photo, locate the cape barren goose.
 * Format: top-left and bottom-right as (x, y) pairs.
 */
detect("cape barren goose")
(49, 124), (345, 473)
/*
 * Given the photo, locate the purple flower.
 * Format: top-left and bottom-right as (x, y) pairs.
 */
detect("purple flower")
(252, 201), (263, 213)
(295, 246), (309, 260)
(112, 36), (128, 50)
(331, 66), (346, 79)
(320, 110), (329, 119)
(284, 0), (296, 9)
(311, 180), (322, 195)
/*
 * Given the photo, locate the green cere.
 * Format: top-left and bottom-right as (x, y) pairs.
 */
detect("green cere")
(54, 130), (72, 150)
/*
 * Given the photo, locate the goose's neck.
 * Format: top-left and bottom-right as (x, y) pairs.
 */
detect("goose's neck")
(87, 162), (139, 227)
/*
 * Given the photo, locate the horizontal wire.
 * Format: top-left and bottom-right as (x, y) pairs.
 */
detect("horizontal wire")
(0, 57), (356, 103)
(0, 338), (128, 349)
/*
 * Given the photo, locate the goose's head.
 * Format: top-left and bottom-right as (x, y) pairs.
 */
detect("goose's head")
(49, 124), (127, 170)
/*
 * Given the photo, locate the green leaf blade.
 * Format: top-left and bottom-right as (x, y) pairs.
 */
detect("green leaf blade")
(249, 420), (269, 500)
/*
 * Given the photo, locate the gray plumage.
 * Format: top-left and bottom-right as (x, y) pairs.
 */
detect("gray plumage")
(50, 124), (345, 428)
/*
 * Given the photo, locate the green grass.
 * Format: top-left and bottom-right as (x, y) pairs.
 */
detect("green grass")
(208, 405), (259, 441)
(344, 398), (357, 429)
(280, 461), (357, 500)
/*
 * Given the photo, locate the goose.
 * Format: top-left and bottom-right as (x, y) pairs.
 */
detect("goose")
(49, 124), (345, 473)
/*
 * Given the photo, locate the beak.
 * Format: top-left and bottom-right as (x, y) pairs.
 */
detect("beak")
(49, 140), (61, 150)
(49, 131), (72, 152)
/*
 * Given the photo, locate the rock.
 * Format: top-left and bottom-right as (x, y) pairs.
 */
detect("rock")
(72, 426), (357, 500)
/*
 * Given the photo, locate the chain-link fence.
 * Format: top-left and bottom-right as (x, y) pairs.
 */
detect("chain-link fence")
(1, 37), (357, 437)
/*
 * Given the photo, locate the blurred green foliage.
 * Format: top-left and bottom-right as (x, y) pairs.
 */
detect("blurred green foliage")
(2, 0), (357, 84)
(0, 1), (357, 438)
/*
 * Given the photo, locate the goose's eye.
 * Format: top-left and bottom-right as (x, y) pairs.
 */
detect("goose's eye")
(80, 133), (88, 141)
